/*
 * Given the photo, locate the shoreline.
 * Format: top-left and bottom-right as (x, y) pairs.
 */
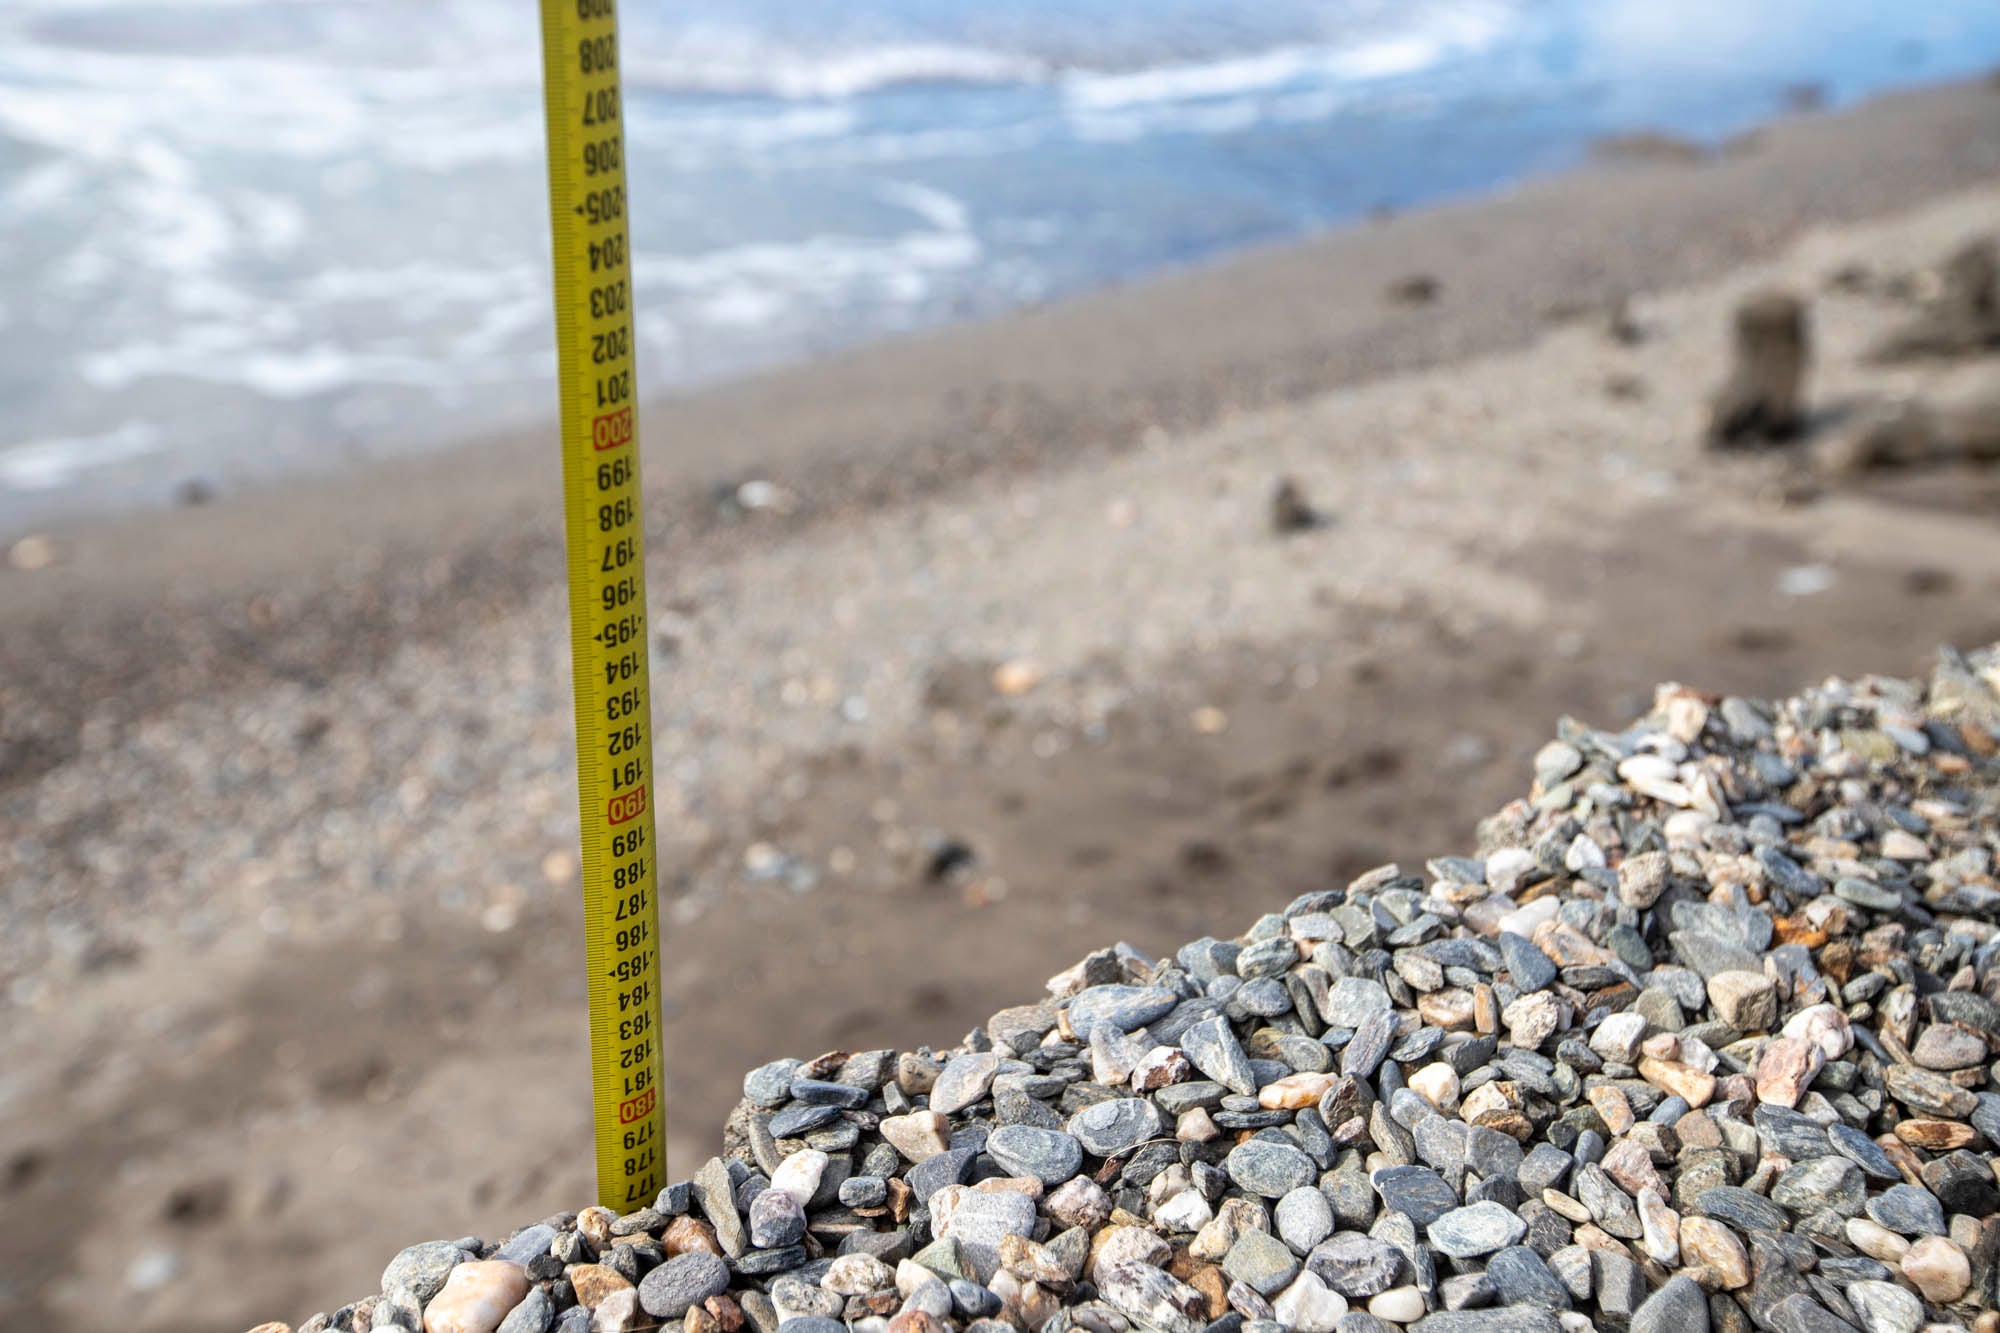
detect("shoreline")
(5, 78), (2000, 619)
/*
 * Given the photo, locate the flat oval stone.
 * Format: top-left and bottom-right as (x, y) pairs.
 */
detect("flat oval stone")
(1227, 1139), (1318, 1197)
(769, 1103), (842, 1138)
(383, 1241), (464, 1306)
(928, 1052), (1002, 1115)
(1426, 1202), (1527, 1258)
(1697, 1186), (1787, 1234)
(423, 1261), (530, 1333)
(1067, 986), (1180, 1038)
(1370, 1166), (1461, 1227)
(638, 1251), (730, 1319)
(985, 1125), (1083, 1184)
(1067, 1098), (1164, 1158)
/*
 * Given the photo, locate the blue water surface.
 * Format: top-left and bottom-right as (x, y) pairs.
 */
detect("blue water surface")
(0, 0), (1997, 527)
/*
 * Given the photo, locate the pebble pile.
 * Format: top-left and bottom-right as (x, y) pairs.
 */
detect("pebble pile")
(263, 647), (2000, 1333)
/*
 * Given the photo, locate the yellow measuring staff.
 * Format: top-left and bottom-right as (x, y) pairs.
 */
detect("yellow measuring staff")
(538, 0), (667, 1210)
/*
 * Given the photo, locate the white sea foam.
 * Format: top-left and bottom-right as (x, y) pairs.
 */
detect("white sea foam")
(0, 422), (163, 491)
(624, 36), (1051, 100)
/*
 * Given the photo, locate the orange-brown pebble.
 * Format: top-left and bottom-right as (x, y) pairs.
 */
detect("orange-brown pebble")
(566, 1263), (634, 1310)
(663, 1217), (723, 1257)
(1259, 1073), (1336, 1110)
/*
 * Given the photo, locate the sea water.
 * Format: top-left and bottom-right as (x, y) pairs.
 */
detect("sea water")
(2, 0), (1998, 531)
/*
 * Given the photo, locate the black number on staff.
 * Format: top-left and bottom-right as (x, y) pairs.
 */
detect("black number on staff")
(589, 280), (627, 319)
(598, 496), (634, 531)
(579, 185), (623, 225)
(579, 34), (617, 74)
(588, 234), (625, 272)
(582, 87), (620, 127)
(583, 137), (622, 176)
(577, 0), (614, 18)
(592, 327), (629, 364)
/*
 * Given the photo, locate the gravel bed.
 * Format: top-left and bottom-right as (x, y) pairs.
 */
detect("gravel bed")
(261, 646), (2000, 1333)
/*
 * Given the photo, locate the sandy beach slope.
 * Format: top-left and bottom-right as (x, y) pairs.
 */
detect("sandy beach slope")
(0, 77), (1998, 1333)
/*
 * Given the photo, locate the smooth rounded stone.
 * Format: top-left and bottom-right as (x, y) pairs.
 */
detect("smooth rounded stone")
(1368, 1287), (1426, 1324)
(1307, 1235), (1404, 1299)
(820, 1254), (895, 1297)
(1628, 1275), (1708, 1333)
(1276, 1188), (1336, 1255)
(928, 1052), (1002, 1116)
(1239, 937), (1301, 979)
(421, 1262), (529, 1333)
(840, 1177), (889, 1210)
(1425, 1202), (1527, 1259)
(1068, 1099), (1163, 1158)
(638, 1252), (730, 1320)
(1679, 1217), (1750, 1289)
(383, 1242), (465, 1306)
(1224, 1231), (1304, 1297)
(1370, 1166), (1460, 1228)
(985, 1126), (1084, 1185)
(1227, 1140), (1318, 1198)
(1842, 1282), (1920, 1333)
(1771, 1157), (1863, 1217)
(1900, 1236), (1970, 1303)
(1321, 979), (1394, 1029)
(769, 1150), (829, 1209)
(1865, 1184), (1945, 1237)
(775, 1320), (846, 1333)
(495, 1286), (553, 1333)
(1273, 1271), (1350, 1333)
(1844, 1219), (1911, 1264)
(1407, 1064), (1461, 1112)
(1184, 1016), (1257, 1096)
(880, 1112), (953, 1163)
(1497, 934), (1559, 994)
(750, 1188), (808, 1249)
(1068, 986), (1180, 1039)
